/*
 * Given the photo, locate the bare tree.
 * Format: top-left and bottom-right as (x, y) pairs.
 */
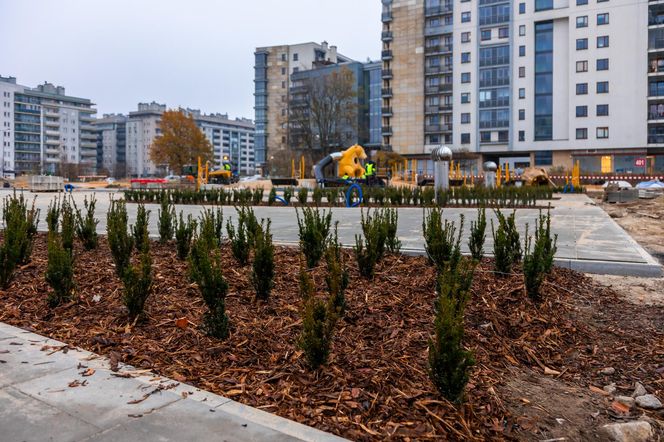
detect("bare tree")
(289, 67), (358, 162)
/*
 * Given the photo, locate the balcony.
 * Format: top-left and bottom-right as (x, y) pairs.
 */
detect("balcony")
(382, 126), (393, 136)
(382, 144), (393, 151)
(44, 109), (59, 118)
(425, 44), (453, 55)
(80, 141), (97, 149)
(425, 4), (453, 16)
(45, 138), (59, 146)
(425, 65), (452, 75)
(381, 50), (393, 60)
(425, 24), (453, 36)
(80, 124), (96, 131)
(425, 83), (453, 95)
(382, 31), (393, 41)
(382, 11), (392, 22)
(79, 114), (96, 122)
(45, 119), (59, 127)
(382, 69), (393, 79)
(45, 129), (60, 137)
(81, 132), (97, 140)
(382, 88), (393, 97)
(425, 124), (452, 133)
(381, 107), (393, 116)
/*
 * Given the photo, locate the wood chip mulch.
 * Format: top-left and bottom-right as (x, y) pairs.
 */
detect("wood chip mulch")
(1, 233), (663, 440)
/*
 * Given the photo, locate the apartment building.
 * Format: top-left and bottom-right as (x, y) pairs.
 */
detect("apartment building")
(254, 41), (354, 173)
(125, 102), (255, 177)
(382, 0), (663, 175)
(94, 114), (127, 177)
(0, 75), (97, 177)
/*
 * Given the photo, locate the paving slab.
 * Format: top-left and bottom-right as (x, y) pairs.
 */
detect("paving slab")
(0, 322), (348, 442)
(2, 190), (660, 277)
(0, 386), (100, 442)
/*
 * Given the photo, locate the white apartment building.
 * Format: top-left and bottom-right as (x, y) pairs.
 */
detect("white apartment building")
(125, 103), (256, 177)
(383, 0), (663, 175)
(0, 75), (97, 177)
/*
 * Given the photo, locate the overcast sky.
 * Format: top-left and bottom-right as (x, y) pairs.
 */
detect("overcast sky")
(0, 0), (381, 120)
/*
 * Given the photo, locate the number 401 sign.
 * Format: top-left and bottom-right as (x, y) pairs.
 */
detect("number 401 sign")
(635, 158), (646, 167)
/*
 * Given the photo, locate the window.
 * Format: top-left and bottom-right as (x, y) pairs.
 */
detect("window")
(597, 127), (609, 138)
(461, 93), (470, 103)
(519, 3), (525, 14)
(576, 83), (588, 94)
(577, 0), (588, 4)
(519, 66), (526, 77)
(281, 53), (286, 61)
(281, 81), (286, 88)
(597, 81), (609, 93)
(519, 109), (525, 120)
(499, 27), (509, 38)
(519, 45), (526, 56)
(461, 72), (471, 83)
(519, 25), (526, 36)
(461, 32), (471, 43)
(576, 38), (588, 50)
(597, 36), (609, 48)
(461, 113), (470, 124)
(461, 11), (471, 22)
(293, 53), (299, 61)
(519, 88), (525, 99)
(535, 0), (553, 11)
(576, 60), (588, 72)
(518, 130), (525, 142)
(461, 133), (470, 144)
(461, 52), (471, 63)
(534, 21), (553, 141)
(481, 131), (491, 142)
(597, 104), (609, 116)
(596, 58), (609, 71)
(535, 150), (553, 166)
(576, 16), (588, 28)
(597, 13), (609, 25)
(481, 29), (491, 41)
(576, 128), (588, 139)
(576, 105), (588, 117)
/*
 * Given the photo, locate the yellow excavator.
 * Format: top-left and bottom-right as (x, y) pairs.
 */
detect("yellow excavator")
(183, 156), (237, 190)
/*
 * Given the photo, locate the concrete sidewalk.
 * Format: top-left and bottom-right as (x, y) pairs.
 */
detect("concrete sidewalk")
(0, 323), (346, 442)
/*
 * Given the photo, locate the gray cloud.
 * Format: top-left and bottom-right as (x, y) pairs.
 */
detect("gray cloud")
(0, 0), (381, 119)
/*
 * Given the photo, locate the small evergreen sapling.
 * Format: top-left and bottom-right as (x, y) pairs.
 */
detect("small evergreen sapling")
(45, 233), (75, 308)
(423, 208), (463, 271)
(268, 188), (277, 206)
(428, 261), (475, 403)
(157, 195), (175, 243)
(251, 220), (275, 301)
(60, 198), (75, 253)
(46, 198), (61, 233)
(468, 207), (487, 261)
(297, 187), (309, 205)
(296, 207), (332, 268)
(491, 210), (522, 275)
(189, 236), (230, 339)
(122, 236), (153, 320)
(73, 195), (99, 250)
(199, 207), (223, 248)
(325, 223), (349, 318)
(226, 217), (249, 266)
(522, 209), (558, 301)
(383, 207), (402, 254)
(132, 203), (151, 250)
(298, 271), (334, 370)
(107, 198), (134, 277)
(175, 212), (197, 260)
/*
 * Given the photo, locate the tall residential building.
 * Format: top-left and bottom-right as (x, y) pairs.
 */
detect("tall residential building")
(382, 0), (664, 175)
(125, 103), (255, 177)
(0, 75), (97, 177)
(254, 41), (354, 173)
(94, 114), (128, 177)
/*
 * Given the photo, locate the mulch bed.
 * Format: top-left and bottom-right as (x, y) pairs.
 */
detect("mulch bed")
(1, 233), (663, 440)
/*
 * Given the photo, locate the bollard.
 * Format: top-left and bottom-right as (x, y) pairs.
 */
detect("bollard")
(431, 146), (452, 201)
(483, 161), (497, 188)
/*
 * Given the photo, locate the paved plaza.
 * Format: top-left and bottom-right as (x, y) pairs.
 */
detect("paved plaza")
(0, 323), (346, 442)
(2, 189), (660, 277)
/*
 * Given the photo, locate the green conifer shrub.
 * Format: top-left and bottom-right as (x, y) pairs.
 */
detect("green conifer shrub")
(422, 208), (463, 271)
(157, 195), (175, 243)
(45, 233), (75, 308)
(107, 198), (134, 277)
(132, 203), (150, 251)
(175, 212), (197, 260)
(122, 236), (152, 319)
(296, 207), (332, 268)
(251, 220), (275, 301)
(73, 195), (98, 250)
(468, 207), (487, 261)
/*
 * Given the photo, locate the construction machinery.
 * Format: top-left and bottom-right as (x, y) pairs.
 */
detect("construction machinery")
(182, 156), (238, 190)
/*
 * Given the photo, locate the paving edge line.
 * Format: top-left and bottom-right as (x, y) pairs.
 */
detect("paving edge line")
(272, 241), (663, 278)
(0, 322), (348, 442)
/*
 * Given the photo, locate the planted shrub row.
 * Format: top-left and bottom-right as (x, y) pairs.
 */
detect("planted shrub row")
(124, 185), (555, 208)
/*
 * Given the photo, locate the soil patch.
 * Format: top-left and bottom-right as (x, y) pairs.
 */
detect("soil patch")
(1, 234), (663, 440)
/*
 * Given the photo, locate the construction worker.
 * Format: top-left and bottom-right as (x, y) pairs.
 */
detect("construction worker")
(363, 160), (376, 183)
(223, 162), (231, 172)
(341, 173), (351, 181)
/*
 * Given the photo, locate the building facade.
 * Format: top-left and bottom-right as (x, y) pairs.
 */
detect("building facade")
(0, 75), (97, 177)
(383, 0), (663, 175)
(254, 42), (354, 174)
(125, 103), (255, 177)
(94, 114), (127, 177)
